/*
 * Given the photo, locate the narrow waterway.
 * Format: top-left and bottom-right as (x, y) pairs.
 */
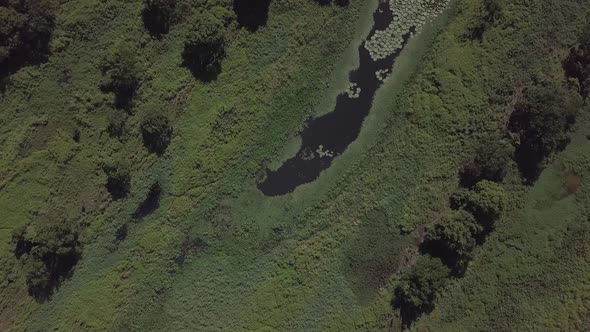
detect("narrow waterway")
(258, 1), (412, 196)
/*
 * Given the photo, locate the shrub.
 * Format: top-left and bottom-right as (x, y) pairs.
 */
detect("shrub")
(422, 210), (482, 275)
(394, 255), (450, 327)
(103, 162), (131, 199)
(143, 0), (176, 36)
(508, 84), (582, 183)
(100, 42), (142, 110)
(140, 111), (172, 154)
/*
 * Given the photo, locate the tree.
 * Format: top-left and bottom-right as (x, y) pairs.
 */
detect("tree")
(508, 84), (582, 183)
(12, 220), (81, 300)
(182, 12), (225, 80)
(100, 42), (142, 110)
(422, 210), (482, 275)
(460, 138), (514, 188)
(142, 0), (176, 36)
(140, 111), (173, 155)
(0, 0), (56, 79)
(563, 33), (590, 99)
(394, 255), (450, 327)
(451, 180), (507, 229)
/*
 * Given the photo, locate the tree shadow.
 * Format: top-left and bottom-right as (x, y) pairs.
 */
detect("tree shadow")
(233, 0), (272, 31)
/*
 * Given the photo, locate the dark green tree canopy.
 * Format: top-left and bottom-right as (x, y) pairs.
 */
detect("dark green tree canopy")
(451, 180), (507, 228)
(563, 33), (590, 99)
(508, 83), (582, 182)
(460, 138), (514, 188)
(143, 0), (177, 36)
(422, 210), (482, 275)
(394, 255), (450, 327)
(182, 12), (226, 81)
(0, 0), (56, 79)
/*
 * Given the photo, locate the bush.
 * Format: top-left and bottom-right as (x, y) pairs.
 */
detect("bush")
(182, 12), (226, 81)
(0, 0), (56, 79)
(143, 0), (176, 36)
(451, 180), (507, 229)
(422, 210), (482, 275)
(394, 255), (450, 327)
(103, 162), (131, 199)
(12, 221), (81, 300)
(508, 84), (582, 183)
(100, 42), (142, 110)
(140, 111), (173, 154)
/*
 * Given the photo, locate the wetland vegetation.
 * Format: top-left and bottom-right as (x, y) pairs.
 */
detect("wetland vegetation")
(0, 0), (589, 330)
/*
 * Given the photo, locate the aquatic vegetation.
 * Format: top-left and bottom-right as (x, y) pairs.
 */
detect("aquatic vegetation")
(346, 82), (361, 98)
(365, 0), (450, 61)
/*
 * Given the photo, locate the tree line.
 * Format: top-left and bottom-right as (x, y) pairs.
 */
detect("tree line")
(392, 6), (588, 328)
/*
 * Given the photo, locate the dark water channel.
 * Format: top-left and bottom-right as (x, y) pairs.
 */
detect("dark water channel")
(258, 2), (412, 196)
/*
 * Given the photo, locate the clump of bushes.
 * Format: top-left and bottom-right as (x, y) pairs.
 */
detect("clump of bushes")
(140, 110), (173, 155)
(143, 0), (177, 36)
(508, 83), (582, 183)
(0, 0), (56, 79)
(100, 42), (142, 110)
(12, 221), (81, 300)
